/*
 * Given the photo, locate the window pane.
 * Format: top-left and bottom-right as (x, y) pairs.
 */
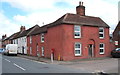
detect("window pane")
(75, 32), (80, 36)
(41, 34), (44, 42)
(75, 43), (80, 48)
(75, 50), (80, 54)
(100, 49), (103, 52)
(75, 26), (80, 31)
(99, 34), (103, 38)
(99, 28), (103, 32)
(100, 44), (103, 48)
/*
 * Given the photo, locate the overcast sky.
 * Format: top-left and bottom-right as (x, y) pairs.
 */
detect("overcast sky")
(0, 0), (119, 38)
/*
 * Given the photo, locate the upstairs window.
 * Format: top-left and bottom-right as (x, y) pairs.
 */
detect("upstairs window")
(74, 43), (82, 56)
(74, 25), (81, 38)
(41, 34), (44, 43)
(99, 27), (104, 39)
(99, 43), (105, 54)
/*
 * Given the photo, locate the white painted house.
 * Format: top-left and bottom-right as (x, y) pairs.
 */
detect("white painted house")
(12, 25), (40, 55)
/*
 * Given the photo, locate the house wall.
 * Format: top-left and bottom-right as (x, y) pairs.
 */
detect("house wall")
(27, 34), (47, 57)
(44, 24), (110, 61)
(27, 24), (111, 61)
(18, 36), (27, 54)
(113, 24), (120, 48)
(45, 25), (63, 60)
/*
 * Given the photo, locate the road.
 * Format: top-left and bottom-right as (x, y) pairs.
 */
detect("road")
(1, 54), (89, 73)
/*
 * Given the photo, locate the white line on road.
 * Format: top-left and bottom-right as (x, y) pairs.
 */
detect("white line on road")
(4, 59), (11, 62)
(13, 63), (26, 71)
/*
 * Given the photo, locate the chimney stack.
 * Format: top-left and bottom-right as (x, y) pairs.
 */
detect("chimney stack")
(76, 1), (85, 16)
(2, 34), (7, 40)
(20, 26), (26, 32)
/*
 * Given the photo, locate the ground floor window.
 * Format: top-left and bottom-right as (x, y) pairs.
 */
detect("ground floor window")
(41, 47), (44, 56)
(74, 43), (81, 56)
(99, 43), (105, 54)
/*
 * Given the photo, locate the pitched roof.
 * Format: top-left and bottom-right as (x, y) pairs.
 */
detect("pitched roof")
(47, 13), (109, 28)
(6, 32), (19, 40)
(16, 25), (40, 38)
(28, 25), (48, 36)
(113, 21), (120, 35)
(28, 13), (109, 36)
(17, 25), (40, 37)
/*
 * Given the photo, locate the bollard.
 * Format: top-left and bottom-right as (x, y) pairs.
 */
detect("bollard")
(58, 54), (60, 61)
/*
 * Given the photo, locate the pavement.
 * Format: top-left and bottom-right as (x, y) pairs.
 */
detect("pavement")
(18, 54), (119, 74)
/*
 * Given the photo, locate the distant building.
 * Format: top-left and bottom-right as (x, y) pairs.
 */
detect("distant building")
(113, 21), (120, 48)
(27, 2), (111, 61)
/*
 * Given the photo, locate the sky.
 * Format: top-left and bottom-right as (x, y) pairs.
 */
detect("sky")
(0, 0), (119, 38)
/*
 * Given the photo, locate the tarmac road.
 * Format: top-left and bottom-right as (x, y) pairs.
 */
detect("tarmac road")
(1, 54), (89, 73)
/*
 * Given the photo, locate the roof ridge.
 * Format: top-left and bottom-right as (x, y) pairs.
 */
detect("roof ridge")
(27, 25), (40, 36)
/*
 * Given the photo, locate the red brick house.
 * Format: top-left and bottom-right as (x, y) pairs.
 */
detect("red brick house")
(27, 25), (47, 57)
(27, 2), (110, 61)
(113, 21), (120, 48)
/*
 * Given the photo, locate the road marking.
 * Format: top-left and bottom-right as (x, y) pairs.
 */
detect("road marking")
(13, 63), (26, 71)
(4, 59), (11, 62)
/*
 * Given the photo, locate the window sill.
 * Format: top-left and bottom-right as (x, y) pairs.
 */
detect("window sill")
(99, 37), (104, 39)
(75, 54), (82, 56)
(99, 53), (104, 55)
(74, 37), (81, 39)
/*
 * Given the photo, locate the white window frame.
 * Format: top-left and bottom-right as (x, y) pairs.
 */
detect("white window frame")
(99, 27), (104, 39)
(115, 41), (118, 45)
(30, 47), (32, 55)
(74, 42), (82, 56)
(99, 43), (105, 54)
(30, 36), (32, 44)
(41, 34), (44, 43)
(41, 47), (44, 56)
(74, 25), (81, 38)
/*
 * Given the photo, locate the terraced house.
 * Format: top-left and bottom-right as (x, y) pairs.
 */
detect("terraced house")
(27, 2), (111, 61)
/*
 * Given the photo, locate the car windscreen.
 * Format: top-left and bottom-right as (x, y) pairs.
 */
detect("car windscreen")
(116, 48), (120, 51)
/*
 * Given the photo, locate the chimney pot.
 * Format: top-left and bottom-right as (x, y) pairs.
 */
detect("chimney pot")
(79, 1), (81, 6)
(20, 26), (26, 31)
(82, 2), (83, 6)
(76, 1), (85, 16)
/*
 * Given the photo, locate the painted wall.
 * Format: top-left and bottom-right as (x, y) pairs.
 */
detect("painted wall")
(17, 36), (27, 54)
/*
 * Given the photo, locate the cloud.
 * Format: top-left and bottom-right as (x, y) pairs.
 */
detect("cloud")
(13, 10), (66, 27)
(1, 0), (119, 37)
(0, 12), (20, 38)
(1, 0), (57, 12)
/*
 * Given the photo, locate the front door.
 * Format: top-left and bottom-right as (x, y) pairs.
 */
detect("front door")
(88, 44), (94, 57)
(22, 46), (24, 55)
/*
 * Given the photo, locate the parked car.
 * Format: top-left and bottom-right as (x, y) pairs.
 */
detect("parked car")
(4, 44), (18, 56)
(0, 48), (5, 53)
(111, 48), (120, 58)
